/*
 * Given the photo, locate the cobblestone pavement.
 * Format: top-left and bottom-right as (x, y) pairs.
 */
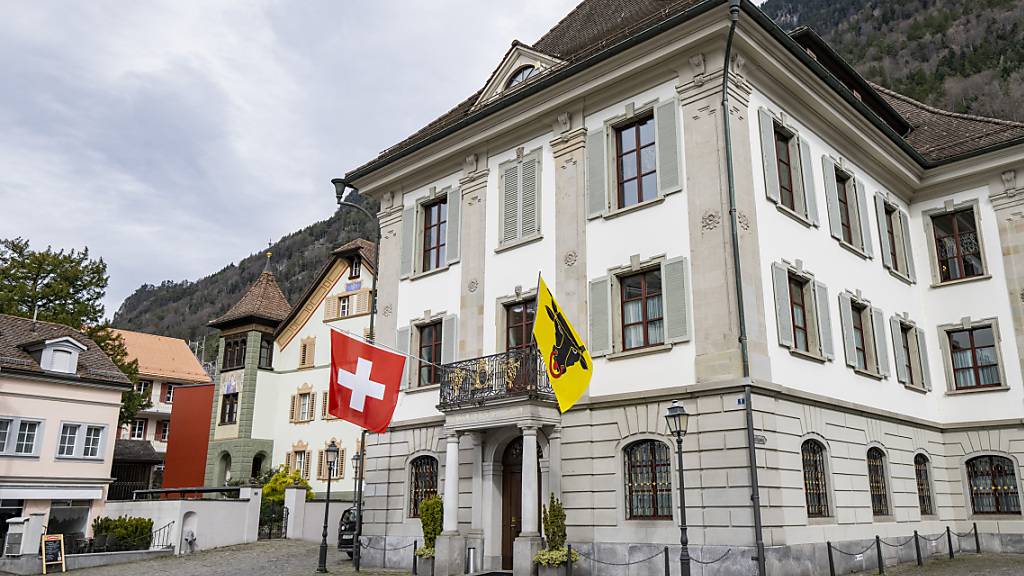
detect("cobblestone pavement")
(70, 540), (406, 576)
(852, 553), (1024, 575)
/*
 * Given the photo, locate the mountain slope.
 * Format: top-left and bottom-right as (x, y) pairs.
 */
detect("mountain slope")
(112, 192), (378, 342)
(761, 0), (1024, 121)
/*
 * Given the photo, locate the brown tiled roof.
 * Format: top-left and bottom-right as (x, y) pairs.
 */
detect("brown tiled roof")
(332, 238), (376, 273)
(347, 0), (1024, 178)
(209, 271), (292, 328)
(873, 84), (1024, 164)
(111, 328), (211, 384)
(0, 314), (131, 387)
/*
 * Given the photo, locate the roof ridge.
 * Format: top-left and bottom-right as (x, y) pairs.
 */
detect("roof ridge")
(0, 313), (86, 335)
(872, 82), (1024, 129)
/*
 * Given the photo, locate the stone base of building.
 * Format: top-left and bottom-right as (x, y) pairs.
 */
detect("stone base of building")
(203, 438), (273, 485)
(435, 533), (466, 576)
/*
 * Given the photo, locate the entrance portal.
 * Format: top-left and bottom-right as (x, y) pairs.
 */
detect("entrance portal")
(500, 436), (542, 570)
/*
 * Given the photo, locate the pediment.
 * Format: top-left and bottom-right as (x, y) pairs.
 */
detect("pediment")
(474, 41), (564, 109)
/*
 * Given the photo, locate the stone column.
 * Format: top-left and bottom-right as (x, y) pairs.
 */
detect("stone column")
(989, 172), (1024, 381)
(459, 157), (489, 360)
(514, 426), (542, 576)
(442, 432), (461, 534)
(468, 432), (484, 533)
(548, 427), (562, 499)
(481, 461), (502, 570)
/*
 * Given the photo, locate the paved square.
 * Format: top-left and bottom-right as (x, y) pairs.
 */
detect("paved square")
(852, 553), (1024, 576)
(69, 540), (405, 576)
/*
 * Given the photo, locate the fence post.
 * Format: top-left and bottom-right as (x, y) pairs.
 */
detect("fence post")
(413, 540), (418, 575)
(946, 527), (954, 559)
(973, 522), (981, 554)
(567, 544), (573, 576)
(663, 546), (669, 576)
(913, 531), (922, 566)
(827, 542), (835, 576)
(875, 535), (884, 575)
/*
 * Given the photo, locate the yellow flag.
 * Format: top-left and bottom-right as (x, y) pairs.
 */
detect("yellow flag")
(533, 275), (593, 413)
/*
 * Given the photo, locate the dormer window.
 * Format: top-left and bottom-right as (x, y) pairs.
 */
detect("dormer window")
(23, 336), (87, 375)
(505, 65), (537, 90)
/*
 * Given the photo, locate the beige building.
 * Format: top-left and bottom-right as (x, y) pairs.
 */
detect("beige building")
(0, 314), (131, 550)
(338, 1), (1024, 576)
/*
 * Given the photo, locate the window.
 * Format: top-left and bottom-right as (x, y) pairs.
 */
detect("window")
(867, 448), (890, 516)
(418, 321), (443, 387)
(129, 419), (146, 440)
(623, 440), (672, 519)
(58, 424), (79, 456)
(15, 422), (38, 455)
(291, 450), (310, 479)
(157, 421), (170, 442)
(824, 160), (871, 255)
(499, 150), (541, 245)
(915, 454), (934, 516)
(885, 205), (899, 266)
(339, 296), (350, 318)
(222, 335), (247, 371)
(409, 456), (438, 517)
(839, 293), (887, 377)
(299, 393), (312, 421)
(615, 114), (656, 208)
(900, 324), (916, 383)
(890, 317), (930, 390)
(349, 257), (361, 279)
(775, 129), (797, 211)
(0, 420), (8, 452)
(949, 325), (1000, 390)
(83, 426), (102, 458)
(505, 299), (537, 351)
(163, 384), (174, 403)
(836, 172), (854, 244)
(801, 440), (830, 518)
(299, 337), (315, 369)
(621, 270), (664, 350)
(258, 335), (273, 369)
(505, 65), (537, 89)
(966, 455), (1021, 515)
(318, 448), (345, 481)
(135, 379), (152, 395)
(220, 393), (238, 425)
(933, 208), (983, 282)
(422, 198), (447, 272)
(771, 262), (833, 361)
(758, 109), (818, 224)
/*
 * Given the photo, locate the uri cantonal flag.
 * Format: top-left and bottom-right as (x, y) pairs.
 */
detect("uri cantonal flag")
(532, 275), (593, 413)
(328, 329), (406, 432)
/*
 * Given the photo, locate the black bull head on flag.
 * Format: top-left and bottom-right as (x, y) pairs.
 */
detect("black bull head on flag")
(544, 296), (588, 378)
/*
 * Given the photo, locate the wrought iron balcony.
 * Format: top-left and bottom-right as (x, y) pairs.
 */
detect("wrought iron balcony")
(438, 347), (555, 411)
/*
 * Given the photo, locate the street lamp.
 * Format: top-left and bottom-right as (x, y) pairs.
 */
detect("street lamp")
(351, 432), (366, 571)
(332, 178), (379, 343)
(317, 440), (341, 573)
(664, 400), (691, 576)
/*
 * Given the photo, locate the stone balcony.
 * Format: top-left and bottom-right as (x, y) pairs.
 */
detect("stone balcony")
(436, 348), (557, 421)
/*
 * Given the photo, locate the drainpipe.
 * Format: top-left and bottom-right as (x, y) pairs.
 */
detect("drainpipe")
(720, 1), (767, 575)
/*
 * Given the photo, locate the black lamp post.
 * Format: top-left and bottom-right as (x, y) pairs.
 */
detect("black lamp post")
(351, 432), (366, 571)
(317, 440), (341, 573)
(664, 400), (691, 576)
(332, 178), (379, 344)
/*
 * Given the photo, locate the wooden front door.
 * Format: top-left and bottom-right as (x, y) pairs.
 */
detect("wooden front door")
(501, 437), (523, 570)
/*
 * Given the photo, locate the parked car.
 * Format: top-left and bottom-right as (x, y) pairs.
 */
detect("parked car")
(337, 507), (357, 558)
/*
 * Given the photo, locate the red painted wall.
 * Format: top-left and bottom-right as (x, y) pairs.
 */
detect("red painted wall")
(163, 382), (214, 488)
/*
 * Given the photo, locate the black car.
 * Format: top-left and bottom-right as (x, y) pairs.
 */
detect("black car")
(337, 506), (358, 558)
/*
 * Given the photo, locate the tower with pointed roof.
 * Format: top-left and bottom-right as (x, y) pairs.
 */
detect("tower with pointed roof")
(203, 254), (291, 486)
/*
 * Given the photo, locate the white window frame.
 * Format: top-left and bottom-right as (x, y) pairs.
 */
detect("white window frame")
(58, 423), (79, 457)
(298, 392), (313, 422)
(164, 383), (174, 403)
(129, 418), (146, 440)
(339, 296), (350, 318)
(83, 425), (104, 458)
(56, 421), (107, 460)
(0, 417), (44, 458)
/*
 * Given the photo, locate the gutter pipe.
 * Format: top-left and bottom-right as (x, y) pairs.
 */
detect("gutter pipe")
(721, 1), (767, 575)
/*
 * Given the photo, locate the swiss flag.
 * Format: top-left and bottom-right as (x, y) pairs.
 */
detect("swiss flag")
(328, 329), (406, 432)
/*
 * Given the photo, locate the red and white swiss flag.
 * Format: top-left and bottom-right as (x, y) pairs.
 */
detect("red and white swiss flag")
(328, 329), (406, 432)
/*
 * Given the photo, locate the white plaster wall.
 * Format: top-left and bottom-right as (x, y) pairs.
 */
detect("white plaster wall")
(748, 88), (1023, 424)
(583, 79), (696, 396)
(106, 495), (260, 553)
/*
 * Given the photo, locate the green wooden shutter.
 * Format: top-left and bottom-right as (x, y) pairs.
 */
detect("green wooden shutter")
(661, 257), (690, 343)
(446, 186), (461, 265)
(441, 314), (458, 365)
(813, 280), (833, 360)
(900, 210), (916, 282)
(822, 157), (842, 240)
(771, 262), (793, 348)
(588, 277), (612, 357)
(655, 99), (681, 195)
(891, 317), (908, 384)
(915, 327), (931, 390)
(872, 307), (889, 377)
(502, 162), (520, 243)
(396, 326), (411, 390)
(400, 205), (415, 278)
(522, 154), (540, 237)
(875, 195), (892, 269)
(586, 130), (607, 218)
(759, 108), (780, 204)
(855, 179), (873, 256)
(799, 138), (819, 226)
(838, 292), (856, 367)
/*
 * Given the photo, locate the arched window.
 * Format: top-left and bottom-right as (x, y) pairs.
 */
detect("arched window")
(505, 65), (537, 89)
(867, 448), (890, 516)
(966, 455), (1021, 515)
(801, 440), (829, 518)
(409, 456), (438, 518)
(623, 440), (672, 519)
(914, 454), (934, 516)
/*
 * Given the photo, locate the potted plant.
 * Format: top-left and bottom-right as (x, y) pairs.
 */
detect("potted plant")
(534, 494), (579, 576)
(415, 495), (442, 576)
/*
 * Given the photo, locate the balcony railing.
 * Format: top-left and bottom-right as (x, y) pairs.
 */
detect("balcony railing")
(438, 347), (555, 411)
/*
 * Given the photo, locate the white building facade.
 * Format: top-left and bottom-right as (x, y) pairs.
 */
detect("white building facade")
(341, 2), (1024, 575)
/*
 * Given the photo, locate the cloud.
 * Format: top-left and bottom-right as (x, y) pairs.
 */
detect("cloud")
(0, 1), (578, 319)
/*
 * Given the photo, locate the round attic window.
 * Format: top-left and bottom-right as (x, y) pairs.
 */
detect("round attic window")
(505, 65), (538, 89)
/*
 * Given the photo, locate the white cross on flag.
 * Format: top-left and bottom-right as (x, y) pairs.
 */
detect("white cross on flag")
(328, 329), (406, 432)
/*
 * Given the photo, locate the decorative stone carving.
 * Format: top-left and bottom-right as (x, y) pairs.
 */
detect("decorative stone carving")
(1003, 169), (1019, 196)
(690, 53), (706, 87)
(464, 154), (478, 174)
(701, 211), (721, 231)
(467, 279), (479, 293)
(564, 251), (578, 267)
(738, 212), (751, 231)
(516, 147), (525, 161)
(556, 111), (571, 133)
(383, 229), (397, 240)
(381, 304), (393, 318)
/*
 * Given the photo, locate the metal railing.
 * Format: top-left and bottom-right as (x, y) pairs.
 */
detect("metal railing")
(437, 348), (555, 411)
(826, 523), (981, 575)
(150, 521), (175, 550)
(131, 486), (243, 500)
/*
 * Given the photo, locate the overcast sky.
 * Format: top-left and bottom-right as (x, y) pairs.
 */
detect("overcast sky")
(0, 1), (579, 317)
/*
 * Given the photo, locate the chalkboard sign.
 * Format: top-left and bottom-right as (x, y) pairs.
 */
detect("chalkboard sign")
(41, 534), (65, 574)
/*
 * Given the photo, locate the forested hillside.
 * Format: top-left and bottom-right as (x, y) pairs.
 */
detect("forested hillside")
(112, 192), (377, 343)
(761, 0), (1024, 121)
